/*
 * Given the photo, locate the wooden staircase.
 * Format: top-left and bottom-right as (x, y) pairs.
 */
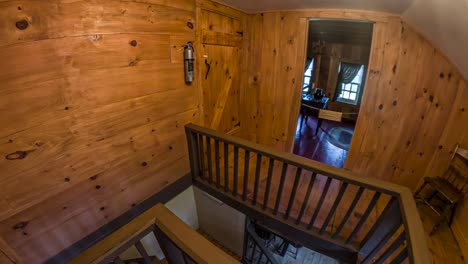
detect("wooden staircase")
(70, 203), (239, 264)
(63, 123), (431, 264)
(185, 123), (431, 264)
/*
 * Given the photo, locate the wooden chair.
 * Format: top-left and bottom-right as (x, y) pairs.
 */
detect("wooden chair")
(414, 144), (468, 235)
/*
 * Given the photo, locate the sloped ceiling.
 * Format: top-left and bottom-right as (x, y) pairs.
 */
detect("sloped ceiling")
(218, 0), (468, 79)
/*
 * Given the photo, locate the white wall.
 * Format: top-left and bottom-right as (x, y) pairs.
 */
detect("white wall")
(120, 186), (199, 260)
(193, 187), (246, 257)
(120, 186), (247, 260)
(402, 0), (468, 79)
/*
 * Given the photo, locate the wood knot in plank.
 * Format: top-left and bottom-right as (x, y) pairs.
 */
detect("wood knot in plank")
(186, 21), (194, 29)
(5, 150), (29, 160)
(129, 40), (137, 46)
(15, 19), (28, 30)
(88, 34), (102, 42)
(13, 221), (29, 230)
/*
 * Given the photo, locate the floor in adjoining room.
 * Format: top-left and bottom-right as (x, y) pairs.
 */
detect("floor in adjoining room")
(293, 114), (356, 168)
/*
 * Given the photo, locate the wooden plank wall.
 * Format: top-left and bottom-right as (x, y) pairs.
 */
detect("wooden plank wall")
(311, 41), (371, 120)
(240, 9), (466, 188)
(0, 0), (199, 262)
(241, 9), (468, 256)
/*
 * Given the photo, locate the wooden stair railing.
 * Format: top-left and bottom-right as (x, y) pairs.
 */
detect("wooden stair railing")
(243, 221), (280, 264)
(69, 203), (239, 264)
(185, 123), (431, 264)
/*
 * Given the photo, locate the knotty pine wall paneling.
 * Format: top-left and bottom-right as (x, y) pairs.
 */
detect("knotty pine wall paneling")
(241, 10), (467, 255)
(241, 10), (466, 189)
(240, 12), (308, 149)
(311, 41), (371, 120)
(0, 0), (198, 262)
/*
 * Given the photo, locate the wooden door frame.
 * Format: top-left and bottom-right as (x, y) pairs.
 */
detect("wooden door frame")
(285, 13), (379, 165)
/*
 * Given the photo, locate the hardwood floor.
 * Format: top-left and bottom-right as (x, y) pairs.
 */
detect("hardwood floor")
(293, 115), (355, 168)
(417, 202), (465, 264)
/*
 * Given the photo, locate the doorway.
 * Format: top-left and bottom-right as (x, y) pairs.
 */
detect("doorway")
(293, 19), (373, 168)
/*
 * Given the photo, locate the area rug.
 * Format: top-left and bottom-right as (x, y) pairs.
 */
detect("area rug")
(325, 127), (354, 150)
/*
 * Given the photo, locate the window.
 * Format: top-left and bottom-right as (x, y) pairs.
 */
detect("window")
(302, 59), (314, 94)
(337, 65), (364, 104)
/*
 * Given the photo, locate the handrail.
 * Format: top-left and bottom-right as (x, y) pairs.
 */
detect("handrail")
(70, 203), (240, 264)
(185, 123), (431, 264)
(185, 123), (407, 195)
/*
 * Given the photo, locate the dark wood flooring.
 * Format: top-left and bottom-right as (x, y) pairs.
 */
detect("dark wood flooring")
(293, 115), (355, 168)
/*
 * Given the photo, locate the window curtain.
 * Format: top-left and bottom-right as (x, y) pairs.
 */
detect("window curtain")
(334, 62), (361, 100)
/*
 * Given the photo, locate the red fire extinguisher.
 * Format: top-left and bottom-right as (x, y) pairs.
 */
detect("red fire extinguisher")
(183, 42), (195, 84)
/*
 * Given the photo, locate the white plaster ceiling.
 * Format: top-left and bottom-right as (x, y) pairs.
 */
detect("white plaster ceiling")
(218, 0), (468, 79)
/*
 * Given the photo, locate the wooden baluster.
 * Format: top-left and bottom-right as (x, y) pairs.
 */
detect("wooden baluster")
(198, 134), (205, 179)
(333, 186), (365, 239)
(224, 142), (229, 192)
(346, 192), (382, 244)
(296, 172), (317, 225)
(273, 163), (288, 215)
(362, 222), (402, 264)
(263, 158), (275, 211)
(135, 241), (152, 264)
(185, 130), (200, 180)
(375, 232), (406, 264)
(308, 177), (332, 229)
(253, 153), (262, 206)
(320, 182), (348, 234)
(215, 139), (221, 188)
(233, 146), (239, 196)
(360, 197), (402, 258)
(243, 150), (251, 201)
(284, 168), (303, 220)
(114, 256), (125, 264)
(389, 247), (408, 264)
(206, 137), (213, 184)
